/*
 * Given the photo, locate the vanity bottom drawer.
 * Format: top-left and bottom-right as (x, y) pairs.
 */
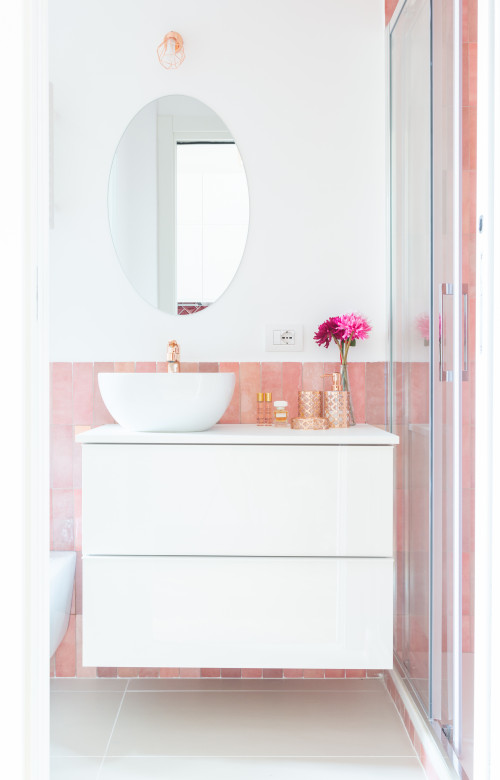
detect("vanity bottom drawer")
(83, 556), (393, 669)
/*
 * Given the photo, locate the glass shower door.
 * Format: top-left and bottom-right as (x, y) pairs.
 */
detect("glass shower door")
(390, 0), (433, 717)
(391, 0), (469, 771)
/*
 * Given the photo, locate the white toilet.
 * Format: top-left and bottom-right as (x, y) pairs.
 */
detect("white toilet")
(50, 551), (76, 657)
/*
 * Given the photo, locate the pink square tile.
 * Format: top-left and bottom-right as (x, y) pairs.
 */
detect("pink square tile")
(263, 669), (283, 678)
(324, 669), (346, 679)
(302, 363), (325, 391)
(159, 668), (180, 678)
(348, 362), (366, 424)
(219, 363), (240, 424)
(93, 363), (115, 426)
(156, 362), (168, 373)
(136, 362), (156, 373)
(283, 669), (304, 679)
(469, 43), (477, 107)
(181, 362), (199, 374)
(76, 615), (96, 678)
(51, 363), (73, 426)
(51, 489), (74, 551)
(462, 0), (469, 42)
(346, 669), (366, 678)
(241, 668), (263, 678)
(199, 362), (219, 373)
(367, 669), (382, 678)
(180, 668), (201, 678)
(97, 667), (118, 678)
(73, 439), (82, 490)
(221, 668), (241, 678)
(303, 669), (325, 678)
(114, 362), (135, 373)
(365, 363), (387, 425)
(201, 668), (221, 677)
(51, 425), (74, 488)
(462, 43), (470, 108)
(118, 668), (140, 677)
(282, 363), (302, 419)
(73, 363), (93, 425)
(55, 615), (76, 677)
(239, 363), (261, 424)
(462, 107), (470, 170)
(261, 363), (283, 401)
(138, 668), (160, 678)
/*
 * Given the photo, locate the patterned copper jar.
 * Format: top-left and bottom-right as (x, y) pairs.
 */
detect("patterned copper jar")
(291, 416), (329, 430)
(298, 390), (322, 418)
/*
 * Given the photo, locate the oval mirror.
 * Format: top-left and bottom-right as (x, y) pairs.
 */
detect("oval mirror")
(108, 95), (249, 315)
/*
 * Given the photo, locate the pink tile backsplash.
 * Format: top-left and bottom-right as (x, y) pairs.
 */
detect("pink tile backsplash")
(50, 359), (387, 678)
(73, 363), (93, 425)
(51, 363), (73, 425)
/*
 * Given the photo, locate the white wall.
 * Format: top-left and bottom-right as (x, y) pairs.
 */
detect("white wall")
(49, 0), (387, 362)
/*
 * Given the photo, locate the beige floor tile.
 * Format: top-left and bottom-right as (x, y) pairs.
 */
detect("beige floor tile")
(99, 758), (425, 780)
(108, 689), (414, 757)
(50, 692), (124, 757)
(50, 757), (101, 780)
(99, 757), (425, 779)
(51, 679), (128, 693)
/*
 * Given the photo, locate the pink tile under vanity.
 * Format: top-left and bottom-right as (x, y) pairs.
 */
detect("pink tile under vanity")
(51, 425), (74, 489)
(51, 488), (74, 551)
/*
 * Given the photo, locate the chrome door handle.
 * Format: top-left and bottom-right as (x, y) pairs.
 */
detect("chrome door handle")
(439, 283), (453, 382)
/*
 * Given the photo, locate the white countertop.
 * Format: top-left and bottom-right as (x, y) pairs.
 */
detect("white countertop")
(77, 423), (399, 445)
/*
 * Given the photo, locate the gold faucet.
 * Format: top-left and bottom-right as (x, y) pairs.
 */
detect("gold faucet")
(167, 340), (180, 373)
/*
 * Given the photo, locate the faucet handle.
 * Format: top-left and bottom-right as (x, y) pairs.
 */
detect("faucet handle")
(167, 340), (180, 363)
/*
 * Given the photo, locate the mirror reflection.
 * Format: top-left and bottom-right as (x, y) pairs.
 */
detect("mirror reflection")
(108, 95), (249, 315)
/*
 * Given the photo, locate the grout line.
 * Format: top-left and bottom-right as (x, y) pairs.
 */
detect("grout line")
(96, 679), (129, 779)
(90, 753), (422, 760)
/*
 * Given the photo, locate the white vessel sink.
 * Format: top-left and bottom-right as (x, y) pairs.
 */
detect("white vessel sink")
(98, 372), (235, 432)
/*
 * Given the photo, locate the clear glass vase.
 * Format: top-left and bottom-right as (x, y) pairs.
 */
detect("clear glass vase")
(340, 363), (355, 426)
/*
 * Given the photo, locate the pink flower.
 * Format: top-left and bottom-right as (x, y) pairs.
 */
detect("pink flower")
(314, 313), (371, 348)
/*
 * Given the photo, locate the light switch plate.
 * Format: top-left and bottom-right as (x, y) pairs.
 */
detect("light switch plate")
(265, 324), (304, 352)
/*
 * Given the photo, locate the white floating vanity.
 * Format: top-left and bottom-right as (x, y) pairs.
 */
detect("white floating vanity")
(78, 423), (398, 670)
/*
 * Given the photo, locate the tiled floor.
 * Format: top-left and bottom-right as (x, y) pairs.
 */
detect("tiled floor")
(50, 678), (426, 779)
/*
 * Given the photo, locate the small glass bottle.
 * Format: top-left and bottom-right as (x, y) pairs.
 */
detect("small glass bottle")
(256, 392), (265, 425)
(273, 400), (289, 427)
(264, 392), (273, 426)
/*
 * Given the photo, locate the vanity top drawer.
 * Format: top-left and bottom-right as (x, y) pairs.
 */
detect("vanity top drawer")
(82, 444), (393, 557)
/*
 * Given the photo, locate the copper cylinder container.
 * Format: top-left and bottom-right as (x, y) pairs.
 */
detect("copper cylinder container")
(298, 390), (323, 419)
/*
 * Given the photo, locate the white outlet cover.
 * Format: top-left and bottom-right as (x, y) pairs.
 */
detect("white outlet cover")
(265, 324), (304, 352)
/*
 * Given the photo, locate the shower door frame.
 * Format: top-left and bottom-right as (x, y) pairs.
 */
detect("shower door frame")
(388, 0), (465, 766)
